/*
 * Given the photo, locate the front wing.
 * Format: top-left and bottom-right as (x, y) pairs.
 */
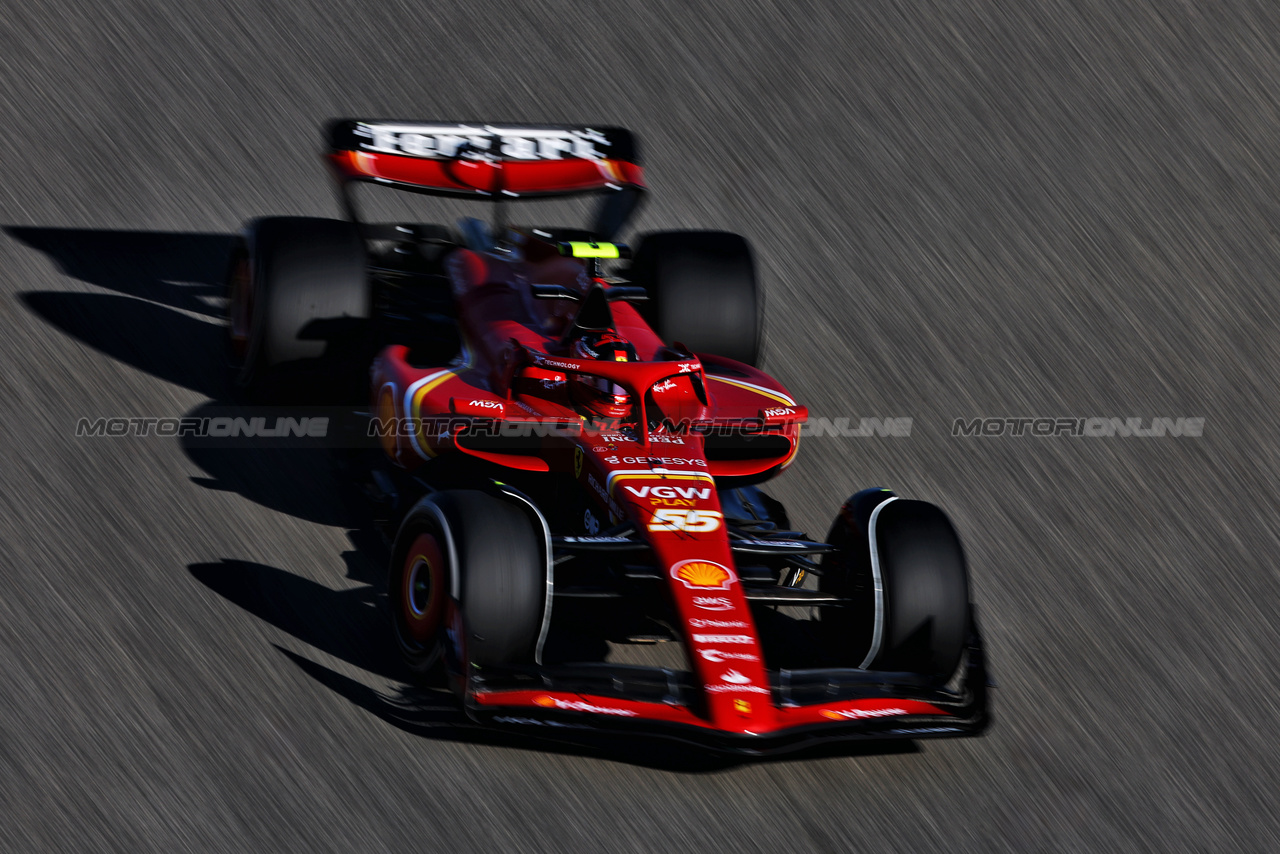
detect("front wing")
(460, 647), (990, 755)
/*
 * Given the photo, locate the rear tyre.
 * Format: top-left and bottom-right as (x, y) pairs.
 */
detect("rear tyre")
(629, 231), (760, 366)
(389, 491), (545, 674)
(820, 491), (970, 677)
(226, 217), (369, 403)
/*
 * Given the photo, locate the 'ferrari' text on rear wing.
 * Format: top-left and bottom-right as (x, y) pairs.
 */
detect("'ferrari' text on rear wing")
(326, 120), (645, 200)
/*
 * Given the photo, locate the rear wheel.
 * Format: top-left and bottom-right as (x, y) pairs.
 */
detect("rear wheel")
(226, 217), (369, 402)
(629, 231), (760, 366)
(820, 490), (970, 677)
(389, 491), (546, 675)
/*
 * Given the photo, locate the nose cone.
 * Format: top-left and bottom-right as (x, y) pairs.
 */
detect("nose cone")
(587, 430), (777, 733)
(660, 553), (777, 733)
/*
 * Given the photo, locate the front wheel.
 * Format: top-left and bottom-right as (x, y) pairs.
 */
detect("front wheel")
(820, 490), (971, 677)
(389, 491), (547, 677)
(388, 507), (451, 675)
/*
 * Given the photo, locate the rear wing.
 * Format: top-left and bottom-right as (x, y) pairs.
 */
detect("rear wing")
(325, 120), (645, 236)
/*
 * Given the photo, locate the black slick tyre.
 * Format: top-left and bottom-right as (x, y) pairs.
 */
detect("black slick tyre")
(629, 230), (760, 366)
(389, 490), (546, 675)
(226, 217), (369, 402)
(820, 491), (970, 678)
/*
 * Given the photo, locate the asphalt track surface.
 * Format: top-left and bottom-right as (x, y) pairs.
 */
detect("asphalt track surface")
(3, 1), (1280, 850)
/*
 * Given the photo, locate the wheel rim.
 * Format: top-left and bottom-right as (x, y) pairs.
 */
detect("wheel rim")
(400, 533), (446, 646)
(407, 559), (431, 616)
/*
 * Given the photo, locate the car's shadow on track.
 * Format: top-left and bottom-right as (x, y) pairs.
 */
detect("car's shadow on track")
(9, 226), (358, 527)
(189, 530), (397, 681)
(180, 398), (364, 528)
(10, 227), (233, 399)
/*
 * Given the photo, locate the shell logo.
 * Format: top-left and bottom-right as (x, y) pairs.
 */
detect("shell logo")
(534, 696), (556, 708)
(671, 560), (736, 590)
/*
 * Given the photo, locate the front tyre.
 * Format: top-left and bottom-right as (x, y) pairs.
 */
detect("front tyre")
(820, 490), (971, 678)
(389, 509), (451, 675)
(389, 491), (546, 676)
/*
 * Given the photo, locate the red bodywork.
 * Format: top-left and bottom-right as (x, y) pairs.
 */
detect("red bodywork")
(370, 233), (824, 736)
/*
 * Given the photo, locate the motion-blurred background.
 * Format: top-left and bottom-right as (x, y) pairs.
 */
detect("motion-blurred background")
(1, 2), (1277, 850)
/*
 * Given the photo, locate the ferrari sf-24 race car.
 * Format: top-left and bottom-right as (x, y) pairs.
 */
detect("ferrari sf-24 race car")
(224, 120), (990, 753)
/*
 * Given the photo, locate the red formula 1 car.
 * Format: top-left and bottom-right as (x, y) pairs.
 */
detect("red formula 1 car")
(225, 121), (989, 753)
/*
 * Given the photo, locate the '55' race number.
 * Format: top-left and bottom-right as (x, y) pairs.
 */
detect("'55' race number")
(648, 509), (723, 533)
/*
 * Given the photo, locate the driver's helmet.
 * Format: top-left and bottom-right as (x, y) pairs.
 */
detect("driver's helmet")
(570, 331), (638, 420)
